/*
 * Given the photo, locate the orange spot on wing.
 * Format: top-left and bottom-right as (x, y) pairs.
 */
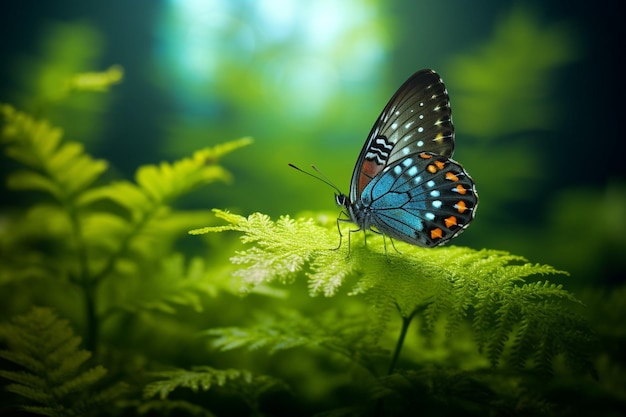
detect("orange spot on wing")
(445, 172), (459, 182)
(419, 153), (433, 159)
(444, 216), (458, 228)
(427, 164), (437, 173)
(434, 160), (445, 170)
(455, 184), (467, 195)
(430, 228), (443, 240)
(455, 201), (467, 213)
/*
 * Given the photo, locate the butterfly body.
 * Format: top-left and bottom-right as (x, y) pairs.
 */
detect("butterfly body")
(338, 69), (478, 248)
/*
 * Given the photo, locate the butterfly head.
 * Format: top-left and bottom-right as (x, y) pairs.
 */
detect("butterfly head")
(334, 193), (350, 208)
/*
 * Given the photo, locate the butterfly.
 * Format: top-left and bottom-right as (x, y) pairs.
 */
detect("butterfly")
(291, 69), (478, 248)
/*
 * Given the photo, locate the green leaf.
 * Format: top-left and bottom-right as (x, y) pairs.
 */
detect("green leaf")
(1, 104), (108, 201)
(199, 209), (594, 375)
(0, 308), (126, 417)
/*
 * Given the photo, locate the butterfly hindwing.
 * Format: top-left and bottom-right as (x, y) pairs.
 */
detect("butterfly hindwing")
(359, 152), (478, 247)
(351, 69), (455, 199)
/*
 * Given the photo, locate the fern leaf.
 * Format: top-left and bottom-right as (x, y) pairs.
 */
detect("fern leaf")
(107, 253), (265, 316)
(0, 307), (126, 416)
(144, 367), (249, 400)
(137, 399), (217, 417)
(199, 210), (594, 376)
(65, 65), (124, 92)
(1, 104), (108, 201)
(134, 138), (251, 204)
(204, 309), (388, 375)
(143, 365), (287, 416)
(192, 210), (340, 289)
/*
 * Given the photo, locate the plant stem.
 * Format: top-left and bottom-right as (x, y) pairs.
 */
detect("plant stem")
(375, 308), (417, 417)
(65, 201), (99, 353)
(386, 313), (414, 376)
(83, 281), (98, 353)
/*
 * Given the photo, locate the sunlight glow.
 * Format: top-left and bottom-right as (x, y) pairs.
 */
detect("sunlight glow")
(160, 0), (386, 118)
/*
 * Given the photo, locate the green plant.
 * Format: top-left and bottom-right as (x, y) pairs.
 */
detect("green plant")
(0, 66), (604, 417)
(0, 307), (127, 417)
(190, 210), (595, 415)
(0, 102), (252, 352)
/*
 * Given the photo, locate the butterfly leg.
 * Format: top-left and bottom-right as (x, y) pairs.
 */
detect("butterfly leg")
(389, 237), (402, 255)
(335, 212), (354, 255)
(334, 217), (345, 251)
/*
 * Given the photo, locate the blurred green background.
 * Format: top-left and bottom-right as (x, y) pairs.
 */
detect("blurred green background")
(0, 0), (623, 287)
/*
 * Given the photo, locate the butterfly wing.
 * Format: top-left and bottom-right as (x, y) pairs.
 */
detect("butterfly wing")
(350, 69), (455, 201)
(360, 152), (478, 247)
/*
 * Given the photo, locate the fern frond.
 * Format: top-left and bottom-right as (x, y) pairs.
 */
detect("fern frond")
(106, 253), (273, 316)
(81, 138), (251, 211)
(144, 367), (250, 400)
(205, 309), (388, 375)
(65, 65), (124, 93)
(1, 104), (108, 201)
(136, 399), (217, 417)
(191, 210), (342, 290)
(144, 366), (287, 415)
(0, 307), (126, 416)
(199, 210), (594, 376)
(374, 367), (556, 417)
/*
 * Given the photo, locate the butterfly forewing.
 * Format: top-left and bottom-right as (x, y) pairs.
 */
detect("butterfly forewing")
(350, 69), (455, 200)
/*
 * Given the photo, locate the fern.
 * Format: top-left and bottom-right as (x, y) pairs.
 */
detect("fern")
(1, 103), (108, 202)
(1, 104), (253, 351)
(373, 368), (555, 417)
(194, 209), (594, 376)
(205, 309), (388, 374)
(64, 65), (124, 93)
(0, 307), (126, 417)
(143, 366), (287, 416)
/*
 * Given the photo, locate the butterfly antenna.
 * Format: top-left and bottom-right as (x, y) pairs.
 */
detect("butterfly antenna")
(288, 163), (343, 195)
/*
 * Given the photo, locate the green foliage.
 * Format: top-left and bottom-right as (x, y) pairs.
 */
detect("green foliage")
(447, 5), (580, 139)
(143, 366), (287, 415)
(0, 104), (253, 353)
(0, 47), (615, 414)
(1, 103), (108, 201)
(195, 209), (593, 378)
(372, 368), (555, 417)
(0, 307), (126, 417)
(441, 6), (583, 225)
(205, 308), (388, 374)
